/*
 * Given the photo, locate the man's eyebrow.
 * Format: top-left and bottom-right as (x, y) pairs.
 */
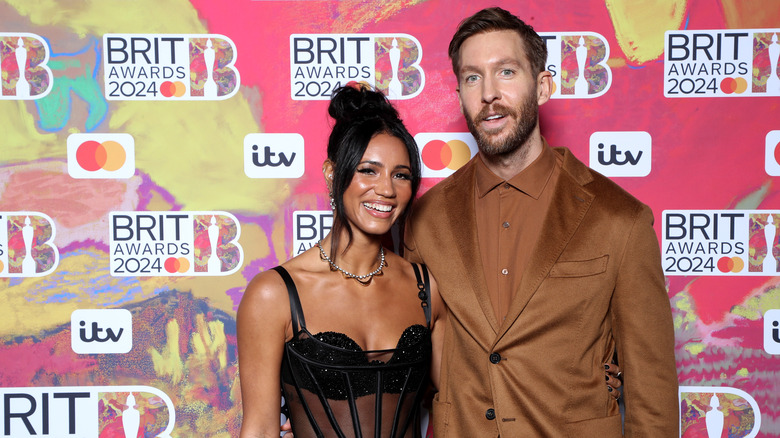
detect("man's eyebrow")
(459, 58), (523, 75)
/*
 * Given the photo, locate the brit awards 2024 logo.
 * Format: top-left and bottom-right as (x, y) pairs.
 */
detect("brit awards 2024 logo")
(109, 211), (242, 276)
(413, 133), (478, 178)
(67, 133), (135, 179)
(541, 32), (612, 99)
(293, 210), (333, 256)
(0, 212), (58, 277)
(102, 34), (240, 100)
(661, 210), (780, 276)
(0, 33), (53, 100)
(664, 29), (780, 97)
(0, 386), (175, 437)
(679, 386), (761, 438)
(290, 33), (424, 100)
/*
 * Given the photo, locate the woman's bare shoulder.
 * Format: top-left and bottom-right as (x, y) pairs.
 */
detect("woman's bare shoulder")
(239, 249), (321, 316)
(237, 267), (294, 327)
(244, 268), (287, 300)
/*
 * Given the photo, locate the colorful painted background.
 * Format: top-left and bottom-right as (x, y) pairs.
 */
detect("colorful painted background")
(1, 0), (779, 436)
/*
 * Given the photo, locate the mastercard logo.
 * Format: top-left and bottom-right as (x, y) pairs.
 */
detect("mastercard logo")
(76, 140), (126, 171)
(717, 256), (744, 273)
(421, 139), (472, 171)
(767, 131), (780, 176)
(160, 81), (186, 98)
(67, 133), (135, 179)
(719, 77), (747, 94)
(773, 139), (780, 167)
(164, 257), (190, 274)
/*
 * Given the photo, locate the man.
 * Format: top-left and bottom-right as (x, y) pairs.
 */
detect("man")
(404, 7), (678, 437)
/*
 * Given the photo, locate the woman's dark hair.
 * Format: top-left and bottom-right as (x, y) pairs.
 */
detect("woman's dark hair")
(326, 84), (421, 260)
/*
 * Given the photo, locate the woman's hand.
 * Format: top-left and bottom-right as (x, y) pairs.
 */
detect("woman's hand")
(281, 419), (293, 436)
(604, 363), (623, 400)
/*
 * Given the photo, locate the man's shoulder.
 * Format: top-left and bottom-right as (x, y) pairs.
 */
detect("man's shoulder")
(414, 157), (476, 208)
(555, 146), (646, 209)
(552, 147), (651, 228)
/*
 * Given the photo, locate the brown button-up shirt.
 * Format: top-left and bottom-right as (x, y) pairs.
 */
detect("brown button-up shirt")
(474, 145), (562, 323)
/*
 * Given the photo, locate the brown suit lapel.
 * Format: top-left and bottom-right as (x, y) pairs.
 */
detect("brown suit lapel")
(442, 161), (500, 334)
(496, 148), (595, 343)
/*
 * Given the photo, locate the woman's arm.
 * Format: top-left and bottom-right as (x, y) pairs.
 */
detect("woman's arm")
(237, 270), (292, 438)
(427, 274), (447, 391)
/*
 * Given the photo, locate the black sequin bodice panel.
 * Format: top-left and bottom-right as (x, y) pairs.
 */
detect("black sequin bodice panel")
(272, 264), (432, 438)
(282, 324), (431, 400)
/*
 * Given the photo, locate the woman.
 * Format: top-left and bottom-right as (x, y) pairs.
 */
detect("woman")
(237, 84), (623, 437)
(237, 84), (445, 437)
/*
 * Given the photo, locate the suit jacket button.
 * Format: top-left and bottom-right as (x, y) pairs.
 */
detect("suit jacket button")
(485, 408), (496, 420)
(489, 353), (501, 364)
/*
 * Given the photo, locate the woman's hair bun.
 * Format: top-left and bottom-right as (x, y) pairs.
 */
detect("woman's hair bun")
(328, 83), (399, 123)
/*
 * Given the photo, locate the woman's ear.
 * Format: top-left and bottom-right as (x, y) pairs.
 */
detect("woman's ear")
(322, 160), (335, 192)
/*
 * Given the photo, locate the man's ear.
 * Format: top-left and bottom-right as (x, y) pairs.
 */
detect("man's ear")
(537, 71), (553, 105)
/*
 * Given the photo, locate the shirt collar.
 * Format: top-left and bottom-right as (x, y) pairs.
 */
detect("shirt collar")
(474, 142), (556, 200)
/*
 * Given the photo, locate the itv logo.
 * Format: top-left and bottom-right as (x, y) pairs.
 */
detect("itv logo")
(71, 309), (132, 354)
(244, 133), (304, 178)
(765, 309), (780, 355)
(589, 131), (651, 177)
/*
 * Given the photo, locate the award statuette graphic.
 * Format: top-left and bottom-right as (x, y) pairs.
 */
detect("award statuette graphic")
(762, 214), (777, 273)
(121, 393), (141, 438)
(0, 33), (53, 100)
(0, 386), (175, 437)
(767, 33), (780, 93)
(14, 37), (30, 98)
(0, 212), (59, 277)
(679, 386), (761, 438)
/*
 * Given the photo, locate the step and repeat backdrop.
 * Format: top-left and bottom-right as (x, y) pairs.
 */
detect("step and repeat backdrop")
(1, 0), (779, 436)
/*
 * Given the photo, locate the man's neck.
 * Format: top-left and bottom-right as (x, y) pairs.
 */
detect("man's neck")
(480, 134), (545, 181)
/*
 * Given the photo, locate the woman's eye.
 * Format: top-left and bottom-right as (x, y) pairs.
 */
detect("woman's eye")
(394, 172), (412, 180)
(357, 167), (375, 175)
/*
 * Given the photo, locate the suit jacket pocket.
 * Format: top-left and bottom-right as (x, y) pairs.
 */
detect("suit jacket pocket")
(549, 255), (609, 278)
(431, 392), (450, 434)
(564, 413), (622, 437)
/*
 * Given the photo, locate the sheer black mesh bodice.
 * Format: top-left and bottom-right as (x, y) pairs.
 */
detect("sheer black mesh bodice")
(273, 265), (432, 438)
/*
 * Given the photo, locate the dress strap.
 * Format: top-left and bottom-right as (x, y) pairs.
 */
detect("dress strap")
(411, 263), (432, 327)
(272, 266), (306, 335)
